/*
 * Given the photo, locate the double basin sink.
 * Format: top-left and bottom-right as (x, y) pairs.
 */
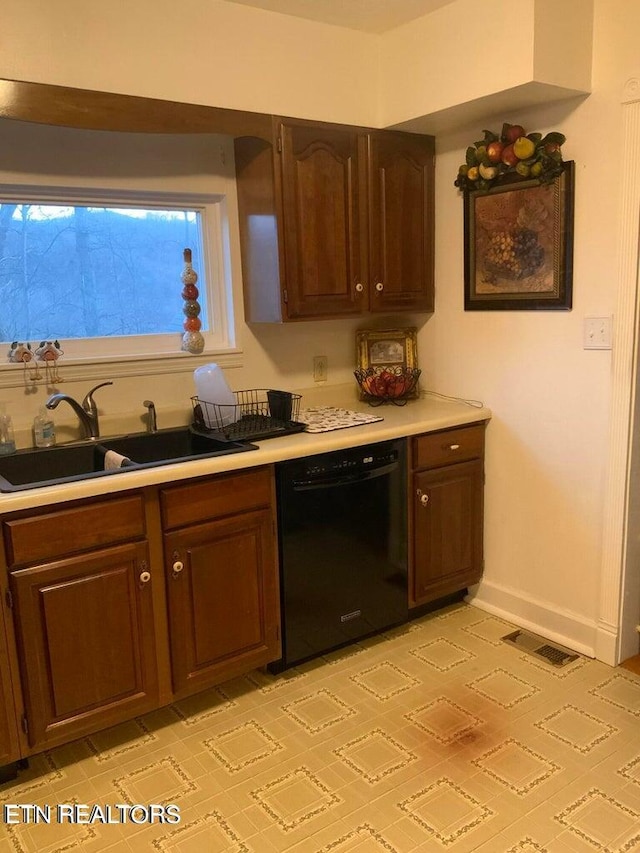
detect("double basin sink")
(0, 428), (257, 492)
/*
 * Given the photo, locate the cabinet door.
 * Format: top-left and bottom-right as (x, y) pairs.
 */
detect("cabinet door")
(0, 609), (20, 767)
(368, 131), (435, 313)
(165, 509), (280, 698)
(411, 459), (483, 607)
(279, 121), (365, 319)
(11, 542), (158, 750)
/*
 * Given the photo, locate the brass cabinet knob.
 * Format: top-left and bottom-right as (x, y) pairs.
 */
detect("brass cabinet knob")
(172, 560), (184, 578)
(416, 489), (429, 506)
(139, 570), (151, 584)
(375, 281), (384, 292)
(355, 282), (364, 293)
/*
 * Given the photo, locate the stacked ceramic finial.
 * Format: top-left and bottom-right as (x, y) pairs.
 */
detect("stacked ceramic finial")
(180, 248), (205, 354)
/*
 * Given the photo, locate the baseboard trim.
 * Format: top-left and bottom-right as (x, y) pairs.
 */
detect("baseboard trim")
(466, 580), (598, 659)
(595, 622), (620, 666)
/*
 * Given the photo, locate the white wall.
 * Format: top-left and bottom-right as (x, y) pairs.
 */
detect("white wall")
(422, 1), (637, 653)
(0, 0), (636, 656)
(0, 0), (379, 126)
(533, 0), (594, 91)
(379, 0), (537, 127)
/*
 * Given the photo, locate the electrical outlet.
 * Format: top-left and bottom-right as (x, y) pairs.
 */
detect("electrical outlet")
(313, 355), (328, 383)
(584, 316), (613, 350)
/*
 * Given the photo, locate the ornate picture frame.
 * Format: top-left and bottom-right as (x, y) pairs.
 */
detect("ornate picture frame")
(356, 327), (419, 400)
(464, 161), (574, 311)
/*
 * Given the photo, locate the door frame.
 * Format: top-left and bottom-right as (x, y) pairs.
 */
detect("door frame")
(597, 77), (640, 664)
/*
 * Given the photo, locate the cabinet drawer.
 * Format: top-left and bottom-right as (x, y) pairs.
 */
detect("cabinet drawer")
(413, 424), (485, 470)
(3, 495), (146, 568)
(160, 466), (273, 530)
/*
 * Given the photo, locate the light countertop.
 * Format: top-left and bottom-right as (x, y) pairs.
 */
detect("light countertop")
(0, 386), (491, 513)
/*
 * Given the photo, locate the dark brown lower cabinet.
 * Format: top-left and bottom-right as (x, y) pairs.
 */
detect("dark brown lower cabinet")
(10, 542), (158, 750)
(0, 609), (20, 768)
(164, 508), (280, 698)
(410, 424), (486, 608)
(0, 468), (281, 761)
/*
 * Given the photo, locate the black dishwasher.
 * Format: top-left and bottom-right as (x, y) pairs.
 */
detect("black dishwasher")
(271, 438), (408, 671)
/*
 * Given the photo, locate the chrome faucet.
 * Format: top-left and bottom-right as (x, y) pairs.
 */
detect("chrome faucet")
(143, 400), (157, 433)
(46, 381), (113, 440)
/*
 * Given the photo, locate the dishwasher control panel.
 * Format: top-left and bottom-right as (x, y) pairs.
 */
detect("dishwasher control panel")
(300, 445), (400, 479)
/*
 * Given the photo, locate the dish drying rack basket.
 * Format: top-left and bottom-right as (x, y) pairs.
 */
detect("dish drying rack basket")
(191, 389), (303, 441)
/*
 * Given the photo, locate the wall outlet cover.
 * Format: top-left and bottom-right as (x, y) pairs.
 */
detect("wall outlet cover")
(313, 356), (328, 382)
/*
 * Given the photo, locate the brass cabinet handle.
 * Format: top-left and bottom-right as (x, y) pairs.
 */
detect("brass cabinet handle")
(449, 443), (460, 450)
(172, 560), (184, 579)
(139, 570), (151, 584)
(416, 488), (429, 506)
(355, 282), (364, 293)
(375, 281), (384, 292)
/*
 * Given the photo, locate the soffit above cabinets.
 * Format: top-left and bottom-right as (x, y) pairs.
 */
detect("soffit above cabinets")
(222, 0), (456, 33)
(221, 0), (593, 135)
(388, 82), (591, 137)
(379, 0), (594, 135)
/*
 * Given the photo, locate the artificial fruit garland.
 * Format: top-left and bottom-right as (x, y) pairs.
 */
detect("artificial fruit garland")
(455, 122), (566, 192)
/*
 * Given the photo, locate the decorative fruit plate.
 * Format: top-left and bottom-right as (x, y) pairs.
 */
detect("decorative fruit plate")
(354, 366), (421, 407)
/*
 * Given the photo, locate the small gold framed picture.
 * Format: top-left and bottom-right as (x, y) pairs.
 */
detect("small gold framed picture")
(355, 328), (420, 404)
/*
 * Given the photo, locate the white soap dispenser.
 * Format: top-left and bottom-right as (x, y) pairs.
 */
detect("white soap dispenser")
(33, 406), (56, 448)
(0, 403), (17, 456)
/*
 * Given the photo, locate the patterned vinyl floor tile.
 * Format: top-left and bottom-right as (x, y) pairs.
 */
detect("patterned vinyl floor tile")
(2, 602), (640, 852)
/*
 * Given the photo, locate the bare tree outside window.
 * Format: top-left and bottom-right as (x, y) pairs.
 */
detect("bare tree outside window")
(0, 203), (206, 343)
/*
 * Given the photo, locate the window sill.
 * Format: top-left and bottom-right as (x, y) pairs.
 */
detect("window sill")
(0, 349), (243, 390)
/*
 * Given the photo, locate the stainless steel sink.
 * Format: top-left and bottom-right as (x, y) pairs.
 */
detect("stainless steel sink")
(0, 427), (257, 492)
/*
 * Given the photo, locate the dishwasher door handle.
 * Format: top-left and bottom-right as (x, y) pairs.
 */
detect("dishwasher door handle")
(292, 461), (399, 491)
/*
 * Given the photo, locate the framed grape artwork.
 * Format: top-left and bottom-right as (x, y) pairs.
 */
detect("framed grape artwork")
(464, 161), (574, 310)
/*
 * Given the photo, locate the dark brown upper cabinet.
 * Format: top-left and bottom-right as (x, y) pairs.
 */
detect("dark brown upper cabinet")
(367, 131), (435, 315)
(235, 118), (435, 322)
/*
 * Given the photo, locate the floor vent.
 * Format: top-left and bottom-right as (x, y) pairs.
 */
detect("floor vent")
(501, 630), (580, 668)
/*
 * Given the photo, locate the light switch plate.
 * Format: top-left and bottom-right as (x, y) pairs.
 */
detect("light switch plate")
(584, 316), (613, 350)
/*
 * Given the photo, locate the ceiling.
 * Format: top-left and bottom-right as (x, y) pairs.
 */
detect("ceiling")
(222, 0), (456, 33)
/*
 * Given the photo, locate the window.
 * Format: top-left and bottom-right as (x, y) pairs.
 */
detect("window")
(0, 186), (236, 369)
